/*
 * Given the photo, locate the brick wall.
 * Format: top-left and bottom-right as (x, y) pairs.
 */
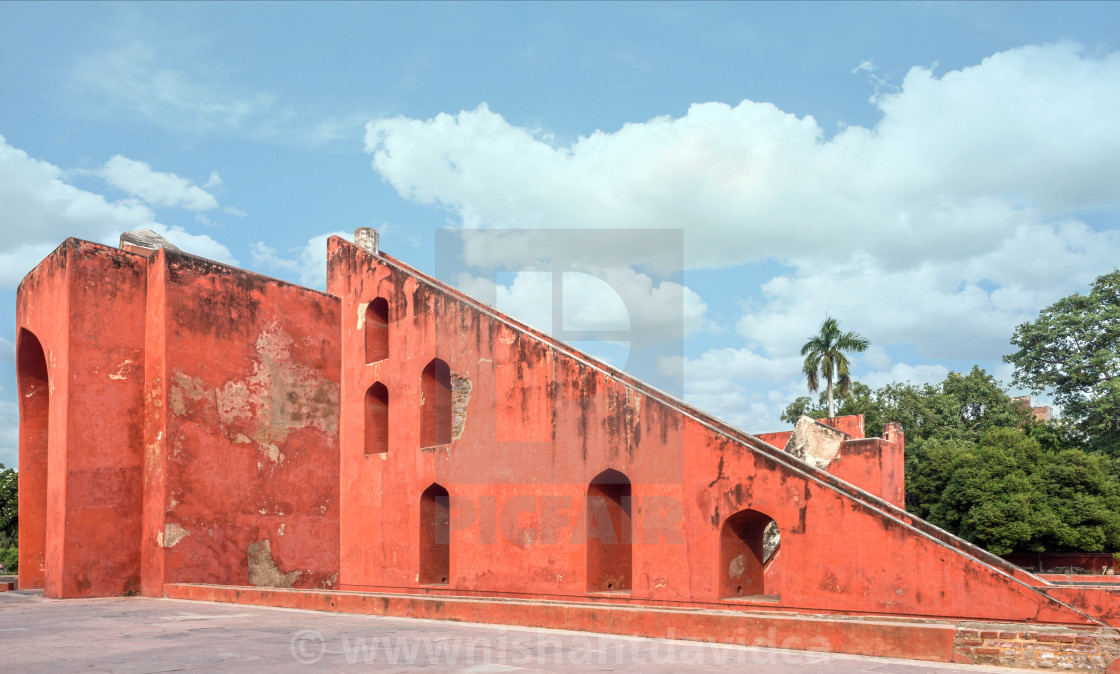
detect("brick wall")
(954, 625), (1120, 671)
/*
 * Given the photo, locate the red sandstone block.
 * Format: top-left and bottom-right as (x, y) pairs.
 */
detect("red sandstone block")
(957, 628), (982, 638)
(1055, 634), (1077, 643)
(999, 631), (1020, 639)
(979, 631), (1000, 639)
(0, 582), (13, 592)
(974, 647), (1001, 656)
(959, 639), (983, 647)
(1076, 636), (1095, 644)
(1037, 634), (1058, 642)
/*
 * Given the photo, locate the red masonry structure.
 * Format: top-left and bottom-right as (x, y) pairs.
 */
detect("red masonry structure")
(15, 232), (1120, 671)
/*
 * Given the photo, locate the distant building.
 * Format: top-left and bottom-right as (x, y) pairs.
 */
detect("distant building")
(1012, 395), (1052, 422)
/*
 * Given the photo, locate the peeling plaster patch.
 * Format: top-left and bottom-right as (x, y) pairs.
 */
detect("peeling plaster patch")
(216, 382), (251, 425)
(162, 523), (190, 548)
(169, 371), (213, 416)
(108, 359), (136, 380)
(451, 372), (472, 441)
(318, 572), (338, 590)
(357, 301), (369, 329)
(216, 322), (340, 461)
(262, 442), (284, 464)
(198, 321), (342, 472)
(247, 539), (301, 588)
(278, 524), (286, 537)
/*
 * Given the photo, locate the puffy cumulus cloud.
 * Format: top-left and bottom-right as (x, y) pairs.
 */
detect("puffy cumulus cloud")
(365, 43), (1120, 274)
(361, 43), (1120, 429)
(0, 135), (235, 286)
(660, 346), (806, 432)
(251, 231), (351, 291)
(449, 268), (708, 346)
(96, 155), (219, 211)
(666, 348), (952, 435)
(737, 219), (1120, 363)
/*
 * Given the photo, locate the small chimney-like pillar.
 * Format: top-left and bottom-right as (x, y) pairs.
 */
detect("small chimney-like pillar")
(355, 227), (379, 255)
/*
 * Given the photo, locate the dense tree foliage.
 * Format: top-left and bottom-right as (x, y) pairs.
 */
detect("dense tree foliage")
(919, 429), (1120, 555)
(780, 368), (1120, 555)
(781, 366), (1031, 444)
(1005, 269), (1120, 455)
(0, 462), (15, 550)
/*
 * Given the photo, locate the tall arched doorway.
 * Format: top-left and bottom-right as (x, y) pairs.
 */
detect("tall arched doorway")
(586, 469), (631, 593)
(16, 328), (49, 590)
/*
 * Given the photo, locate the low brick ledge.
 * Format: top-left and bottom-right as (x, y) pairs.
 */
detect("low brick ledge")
(163, 583), (1120, 670)
(954, 625), (1120, 671)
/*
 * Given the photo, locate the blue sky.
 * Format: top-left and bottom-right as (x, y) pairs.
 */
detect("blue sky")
(3, 1), (1120, 468)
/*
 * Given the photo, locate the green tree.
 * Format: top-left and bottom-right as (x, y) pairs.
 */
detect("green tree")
(926, 428), (1120, 555)
(780, 381), (883, 435)
(0, 463), (15, 549)
(799, 317), (869, 418)
(880, 366), (1033, 448)
(1005, 269), (1120, 454)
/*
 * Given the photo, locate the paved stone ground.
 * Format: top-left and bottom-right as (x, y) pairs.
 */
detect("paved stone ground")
(0, 590), (1025, 673)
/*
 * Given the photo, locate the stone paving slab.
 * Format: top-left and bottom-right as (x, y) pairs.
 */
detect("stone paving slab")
(0, 591), (1029, 673)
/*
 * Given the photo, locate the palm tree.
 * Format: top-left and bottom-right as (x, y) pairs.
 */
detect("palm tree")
(800, 317), (869, 418)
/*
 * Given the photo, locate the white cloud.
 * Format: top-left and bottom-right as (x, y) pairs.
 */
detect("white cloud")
(0, 135), (235, 286)
(365, 43), (1120, 272)
(363, 42), (1120, 368)
(851, 59), (876, 74)
(450, 268), (708, 346)
(250, 231), (351, 290)
(98, 155), (219, 210)
(667, 347), (954, 435)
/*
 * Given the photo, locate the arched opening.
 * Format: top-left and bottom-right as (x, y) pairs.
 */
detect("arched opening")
(719, 509), (781, 600)
(586, 469), (631, 593)
(16, 329), (49, 590)
(419, 483), (450, 585)
(365, 382), (389, 455)
(420, 358), (451, 448)
(365, 298), (389, 363)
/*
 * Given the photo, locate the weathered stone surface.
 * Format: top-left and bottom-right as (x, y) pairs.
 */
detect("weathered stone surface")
(119, 229), (181, 253)
(784, 415), (849, 470)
